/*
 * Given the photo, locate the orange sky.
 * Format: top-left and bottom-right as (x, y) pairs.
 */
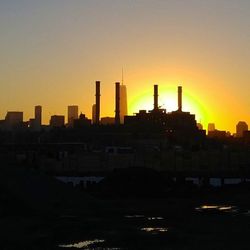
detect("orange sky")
(0, 1), (249, 133)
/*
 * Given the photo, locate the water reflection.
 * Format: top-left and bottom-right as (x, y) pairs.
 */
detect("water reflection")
(59, 239), (105, 248)
(141, 227), (168, 234)
(124, 215), (144, 218)
(195, 205), (237, 213)
(147, 217), (164, 220)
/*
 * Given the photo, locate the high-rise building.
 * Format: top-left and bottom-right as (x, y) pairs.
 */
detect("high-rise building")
(115, 82), (120, 125)
(120, 84), (127, 124)
(50, 115), (65, 128)
(95, 81), (100, 124)
(68, 105), (78, 127)
(35, 105), (42, 129)
(236, 121), (248, 137)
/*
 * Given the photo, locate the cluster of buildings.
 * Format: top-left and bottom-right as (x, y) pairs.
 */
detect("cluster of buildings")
(207, 121), (249, 139)
(0, 81), (249, 140)
(0, 80), (128, 131)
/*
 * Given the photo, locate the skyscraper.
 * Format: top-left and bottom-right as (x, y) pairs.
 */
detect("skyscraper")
(35, 105), (42, 129)
(120, 84), (127, 124)
(115, 82), (120, 125)
(95, 81), (101, 125)
(68, 105), (78, 127)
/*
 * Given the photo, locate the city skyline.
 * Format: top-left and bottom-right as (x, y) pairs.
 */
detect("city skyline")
(0, 1), (250, 132)
(0, 82), (249, 136)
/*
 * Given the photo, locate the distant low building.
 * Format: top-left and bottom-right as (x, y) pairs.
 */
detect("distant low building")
(73, 113), (91, 128)
(101, 117), (115, 125)
(207, 129), (228, 139)
(208, 123), (215, 133)
(197, 123), (203, 130)
(5, 111), (23, 130)
(236, 121), (248, 138)
(50, 115), (65, 128)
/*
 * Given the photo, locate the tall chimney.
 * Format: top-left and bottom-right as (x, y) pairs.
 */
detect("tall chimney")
(178, 86), (182, 112)
(95, 81), (100, 124)
(154, 84), (158, 110)
(115, 82), (120, 125)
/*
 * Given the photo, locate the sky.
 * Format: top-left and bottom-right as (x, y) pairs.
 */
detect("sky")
(0, 0), (250, 132)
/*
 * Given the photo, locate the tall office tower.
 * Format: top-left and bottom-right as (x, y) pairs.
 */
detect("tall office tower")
(119, 84), (127, 124)
(236, 121), (248, 137)
(92, 104), (96, 124)
(68, 105), (78, 127)
(95, 81), (100, 125)
(35, 105), (42, 129)
(115, 82), (120, 125)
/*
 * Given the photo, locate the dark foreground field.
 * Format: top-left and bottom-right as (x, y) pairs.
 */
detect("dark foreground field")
(1, 166), (250, 250)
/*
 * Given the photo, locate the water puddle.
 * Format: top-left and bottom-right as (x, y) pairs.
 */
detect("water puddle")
(141, 227), (168, 234)
(85, 248), (121, 250)
(195, 205), (238, 213)
(59, 239), (105, 248)
(124, 215), (145, 218)
(147, 217), (164, 221)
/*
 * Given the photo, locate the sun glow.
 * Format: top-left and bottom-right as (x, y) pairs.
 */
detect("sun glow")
(128, 85), (209, 129)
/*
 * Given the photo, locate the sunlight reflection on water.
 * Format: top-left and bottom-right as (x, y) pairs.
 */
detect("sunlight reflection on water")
(141, 227), (168, 234)
(195, 205), (237, 213)
(147, 217), (164, 220)
(59, 239), (105, 248)
(124, 215), (145, 218)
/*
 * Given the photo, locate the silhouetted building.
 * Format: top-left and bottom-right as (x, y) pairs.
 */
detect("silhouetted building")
(207, 129), (227, 139)
(236, 121), (248, 138)
(124, 85), (204, 142)
(68, 105), (78, 127)
(197, 123), (203, 130)
(101, 117), (115, 125)
(73, 113), (91, 128)
(5, 111), (23, 130)
(35, 105), (42, 126)
(120, 84), (127, 124)
(208, 123), (215, 133)
(95, 81), (101, 125)
(115, 82), (120, 125)
(50, 115), (65, 128)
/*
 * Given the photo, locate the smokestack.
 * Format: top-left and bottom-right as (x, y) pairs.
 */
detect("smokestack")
(95, 81), (100, 124)
(154, 84), (158, 110)
(115, 82), (120, 125)
(178, 86), (182, 112)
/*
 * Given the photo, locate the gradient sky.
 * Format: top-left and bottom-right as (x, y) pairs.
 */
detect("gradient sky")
(0, 0), (250, 132)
